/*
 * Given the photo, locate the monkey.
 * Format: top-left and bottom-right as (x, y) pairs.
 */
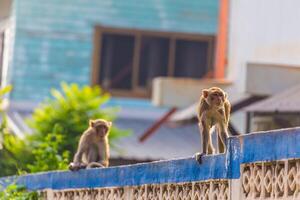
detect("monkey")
(69, 119), (112, 171)
(195, 87), (231, 164)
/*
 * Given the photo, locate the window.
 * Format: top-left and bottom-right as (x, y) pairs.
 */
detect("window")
(100, 34), (135, 90)
(93, 27), (214, 97)
(174, 40), (209, 78)
(138, 36), (169, 89)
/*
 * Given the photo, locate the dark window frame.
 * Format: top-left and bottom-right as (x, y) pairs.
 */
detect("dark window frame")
(92, 26), (215, 98)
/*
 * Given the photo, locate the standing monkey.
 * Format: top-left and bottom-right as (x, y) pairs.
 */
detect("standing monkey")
(196, 87), (231, 163)
(69, 119), (112, 171)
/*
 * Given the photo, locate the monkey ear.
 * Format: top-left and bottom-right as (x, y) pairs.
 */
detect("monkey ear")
(202, 89), (209, 98)
(224, 92), (228, 99)
(89, 120), (95, 127)
(107, 121), (112, 127)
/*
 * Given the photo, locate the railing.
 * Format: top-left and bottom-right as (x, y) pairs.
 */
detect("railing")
(1, 127), (300, 199)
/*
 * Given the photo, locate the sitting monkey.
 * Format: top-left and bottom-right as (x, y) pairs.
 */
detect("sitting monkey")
(196, 87), (231, 163)
(69, 119), (112, 171)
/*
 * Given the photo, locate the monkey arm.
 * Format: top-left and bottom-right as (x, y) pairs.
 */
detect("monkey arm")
(73, 142), (88, 163)
(102, 140), (110, 167)
(73, 151), (83, 163)
(69, 146), (87, 171)
(98, 139), (109, 167)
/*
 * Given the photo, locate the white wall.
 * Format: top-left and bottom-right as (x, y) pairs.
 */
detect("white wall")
(225, 0), (300, 133)
(0, 0), (14, 89)
(227, 0), (300, 94)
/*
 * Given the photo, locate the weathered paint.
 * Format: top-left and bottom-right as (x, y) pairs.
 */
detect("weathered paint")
(1, 127), (300, 190)
(9, 0), (219, 102)
(1, 155), (228, 190)
(239, 127), (300, 163)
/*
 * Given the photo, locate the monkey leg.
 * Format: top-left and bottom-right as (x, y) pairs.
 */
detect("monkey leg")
(218, 134), (225, 154)
(199, 122), (213, 154)
(196, 121), (213, 164)
(217, 124), (229, 154)
(207, 132), (215, 154)
(86, 147), (98, 163)
(100, 160), (109, 167)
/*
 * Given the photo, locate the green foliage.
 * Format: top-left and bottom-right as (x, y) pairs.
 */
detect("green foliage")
(27, 125), (70, 173)
(0, 83), (129, 177)
(0, 86), (32, 177)
(0, 129), (32, 176)
(0, 183), (39, 200)
(0, 86), (39, 199)
(28, 82), (129, 157)
(0, 83), (129, 200)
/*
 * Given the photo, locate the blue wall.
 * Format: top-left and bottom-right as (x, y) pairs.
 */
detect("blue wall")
(1, 127), (300, 190)
(10, 0), (219, 102)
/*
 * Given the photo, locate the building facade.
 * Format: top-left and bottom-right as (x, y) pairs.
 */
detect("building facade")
(7, 0), (219, 102)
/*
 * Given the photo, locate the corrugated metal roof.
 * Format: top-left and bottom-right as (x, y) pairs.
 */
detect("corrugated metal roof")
(244, 84), (300, 113)
(104, 98), (170, 120)
(112, 118), (201, 160)
(8, 98), (202, 161)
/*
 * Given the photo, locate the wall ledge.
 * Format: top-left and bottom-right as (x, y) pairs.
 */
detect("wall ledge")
(1, 127), (300, 192)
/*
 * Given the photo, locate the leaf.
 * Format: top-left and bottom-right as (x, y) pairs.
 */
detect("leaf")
(0, 85), (12, 96)
(22, 82), (131, 174)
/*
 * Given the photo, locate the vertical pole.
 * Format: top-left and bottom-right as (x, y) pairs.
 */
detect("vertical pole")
(132, 33), (141, 89)
(167, 37), (176, 76)
(214, 0), (229, 79)
(246, 112), (251, 133)
(91, 28), (102, 85)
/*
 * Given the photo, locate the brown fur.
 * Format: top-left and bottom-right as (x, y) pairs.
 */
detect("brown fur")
(196, 87), (231, 163)
(69, 119), (112, 171)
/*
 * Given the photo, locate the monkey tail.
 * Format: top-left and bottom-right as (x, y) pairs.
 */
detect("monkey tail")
(86, 162), (105, 169)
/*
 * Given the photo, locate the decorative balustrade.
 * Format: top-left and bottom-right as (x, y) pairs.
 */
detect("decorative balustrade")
(1, 127), (300, 200)
(241, 159), (300, 199)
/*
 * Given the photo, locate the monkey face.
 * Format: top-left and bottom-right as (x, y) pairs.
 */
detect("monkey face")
(95, 125), (109, 137)
(89, 119), (112, 137)
(202, 87), (227, 108)
(209, 92), (225, 107)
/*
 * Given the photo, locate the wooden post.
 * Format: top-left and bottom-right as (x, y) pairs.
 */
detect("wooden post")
(246, 112), (251, 133)
(214, 0), (229, 79)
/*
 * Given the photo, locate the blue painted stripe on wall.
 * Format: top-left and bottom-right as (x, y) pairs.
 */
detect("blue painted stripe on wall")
(240, 127), (300, 163)
(227, 136), (241, 179)
(2, 128), (300, 190)
(0, 155), (228, 190)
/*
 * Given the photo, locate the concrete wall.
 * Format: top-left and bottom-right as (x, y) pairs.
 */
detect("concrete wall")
(1, 127), (300, 199)
(246, 63), (300, 95)
(224, 0), (300, 133)
(152, 77), (232, 107)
